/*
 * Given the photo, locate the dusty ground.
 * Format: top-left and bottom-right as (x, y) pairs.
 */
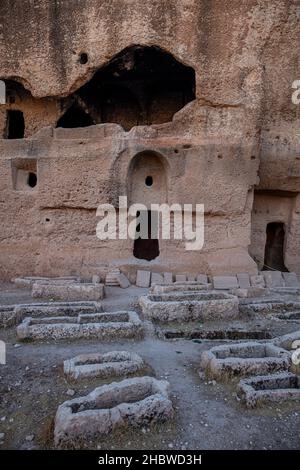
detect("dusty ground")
(0, 283), (299, 450)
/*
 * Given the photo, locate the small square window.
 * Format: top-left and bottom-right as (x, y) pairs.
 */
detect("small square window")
(11, 158), (37, 191)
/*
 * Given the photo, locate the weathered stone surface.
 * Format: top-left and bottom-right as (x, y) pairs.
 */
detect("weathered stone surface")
(230, 287), (266, 298)
(92, 275), (101, 284)
(196, 274), (208, 285)
(239, 299), (300, 316)
(237, 372), (300, 408)
(187, 275), (195, 282)
(273, 330), (300, 351)
(54, 377), (173, 448)
(16, 311), (143, 341)
(105, 269), (120, 286)
(282, 273), (300, 287)
(150, 283), (212, 294)
(175, 275), (187, 283)
(201, 342), (290, 380)
(116, 273), (130, 289)
(0, 306), (16, 328)
(14, 276), (80, 288)
(262, 271), (284, 288)
(237, 273), (251, 289)
(163, 273), (173, 284)
(139, 291), (239, 322)
(213, 276), (238, 290)
(151, 273), (164, 286)
(64, 351), (145, 381)
(136, 271), (151, 288)
(250, 275), (265, 288)
(32, 282), (104, 301)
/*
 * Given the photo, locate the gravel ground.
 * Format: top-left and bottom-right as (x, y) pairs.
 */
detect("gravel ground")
(0, 283), (299, 450)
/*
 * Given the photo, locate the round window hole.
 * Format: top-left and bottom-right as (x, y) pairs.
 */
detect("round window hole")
(145, 176), (153, 187)
(27, 172), (37, 188)
(79, 52), (88, 64)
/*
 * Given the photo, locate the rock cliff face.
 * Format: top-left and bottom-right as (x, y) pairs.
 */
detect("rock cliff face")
(0, 0), (299, 279)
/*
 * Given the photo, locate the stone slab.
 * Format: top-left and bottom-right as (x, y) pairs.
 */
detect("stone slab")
(136, 270), (151, 288)
(237, 273), (251, 289)
(213, 276), (238, 290)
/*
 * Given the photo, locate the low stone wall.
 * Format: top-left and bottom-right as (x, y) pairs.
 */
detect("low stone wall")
(237, 372), (300, 408)
(64, 351), (145, 381)
(200, 342), (291, 380)
(32, 282), (105, 301)
(139, 291), (239, 322)
(54, 377), (173, 448)
(16, 311), (143, 341)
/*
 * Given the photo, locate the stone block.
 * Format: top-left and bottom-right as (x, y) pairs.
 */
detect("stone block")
(116, 273), (130, 289)
(250, 275), (265, 288)
(196, 274), (208, 285)
(92, 275), (101, 284)
(282, 272), (300, 287)
(262, 271), (284, 288)
(136, 270), (151, 288)
(213, 276), (238, 290)
(175, 274), (186, 283)
(151, 272), (164, 286)
(163, 272), (173, 284)
(237, 273), (250, 289)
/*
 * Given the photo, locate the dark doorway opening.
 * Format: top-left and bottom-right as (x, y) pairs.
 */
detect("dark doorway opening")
(56, 103), (95, 128)
(133, 210), (159, 261)
(263, 222), (288, 271)
(5, 110), (25, 139)
(27, 172), (37, 188)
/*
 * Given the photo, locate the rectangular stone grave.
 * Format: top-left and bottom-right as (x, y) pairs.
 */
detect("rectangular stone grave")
(16, 311), (143, 341)
(64, 351), (145, 381)
(237, 372), (300, 408)
(139, 291), (239, 322)
(54, 377), (173, 448)
(200, 342), (290, 380)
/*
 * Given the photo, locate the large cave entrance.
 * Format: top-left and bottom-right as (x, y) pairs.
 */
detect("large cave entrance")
(57, 45), (196, 131)
(263, 222), (288, 271)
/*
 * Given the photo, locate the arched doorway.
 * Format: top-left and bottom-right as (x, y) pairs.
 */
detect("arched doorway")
(128, 151), (168, 261)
